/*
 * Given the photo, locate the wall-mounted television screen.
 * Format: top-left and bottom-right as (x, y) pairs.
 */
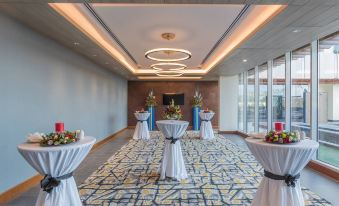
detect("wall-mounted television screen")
(163, 93), (184, 105)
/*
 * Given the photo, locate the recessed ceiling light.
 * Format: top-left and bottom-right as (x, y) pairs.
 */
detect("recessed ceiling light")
(292, 29), (301, 33)
(92, 54), (97, 57)
(243, 59), (247, 62)
(105, 62), (109, 65)
(73, 42), (80, 46)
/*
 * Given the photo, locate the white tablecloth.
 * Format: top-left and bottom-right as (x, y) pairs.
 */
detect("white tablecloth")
(245, 138), (319, 206)
(17, 136), (96, 206)
(133, 112), (150, 140)
(199, 112), (215, 139)
(156, 120), (189, 180)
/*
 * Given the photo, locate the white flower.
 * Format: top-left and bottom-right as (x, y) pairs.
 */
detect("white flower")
(47, 140), (53, 145)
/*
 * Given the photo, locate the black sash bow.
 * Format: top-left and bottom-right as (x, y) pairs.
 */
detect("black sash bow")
(165, 137), (179, 144)
(138, 120), (145, 123)
(201, 120), (210, 122)
(40, 172), (73, 193)
(264, 170), (300, 187)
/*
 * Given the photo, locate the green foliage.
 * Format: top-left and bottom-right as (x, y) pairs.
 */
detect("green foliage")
(40, 131), (78, 146)
(164, 99), (183, 120)
(145, 89), (157, 107)
(192, 90), (203, 107)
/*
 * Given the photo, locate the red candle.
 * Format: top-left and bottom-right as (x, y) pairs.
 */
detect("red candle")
(55, 122), (64, 133)
(275, 122), (284, 131)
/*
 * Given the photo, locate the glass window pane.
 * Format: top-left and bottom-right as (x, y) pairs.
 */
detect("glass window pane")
(272, 56), (286, 129)
(238, 73), (244, 131)
(247, 69), (255, 133)
(259, 63), (268, 132)
(318, 33), (339, 168)
(291, 46), (311, 138)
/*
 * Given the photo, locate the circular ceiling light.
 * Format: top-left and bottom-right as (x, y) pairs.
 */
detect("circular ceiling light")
(145, 48), (192, 62)
(151, 62), (187, 71)
(155, 70), (184, 77)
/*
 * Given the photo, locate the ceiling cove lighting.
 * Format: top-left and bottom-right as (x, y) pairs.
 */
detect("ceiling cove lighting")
(49, 3), (136, 73)
(138, 76), (202, 80)
(202, 5), (286, 73)
(150, 62), (187, 71)
(49, 3), (286, 78)
(155, 70), (184, 77)
(145, 48), (192, 62)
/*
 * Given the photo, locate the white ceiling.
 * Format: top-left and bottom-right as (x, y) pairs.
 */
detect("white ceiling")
(91, 4), (245, 70)
(1, 0), (339, 80)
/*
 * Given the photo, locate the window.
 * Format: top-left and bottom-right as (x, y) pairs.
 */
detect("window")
(259, 63), (268, 132)
(247, 69), (255, 133)
(318, 33), (339, 168)
(238, 73), (244, 131)
(272, 56), (286, 128)
(291, 46), (311, 138)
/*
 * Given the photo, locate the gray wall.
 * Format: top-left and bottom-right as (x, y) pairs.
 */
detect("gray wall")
(0, 13), (127, 193)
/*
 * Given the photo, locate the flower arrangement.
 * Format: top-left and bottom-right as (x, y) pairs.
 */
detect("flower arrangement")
(192, 90), (203, 107)
(164, 99), (183, 120)
(265, 130), (300, 144)
(145, 89), (157, 107)
(40, 131), (79, 146)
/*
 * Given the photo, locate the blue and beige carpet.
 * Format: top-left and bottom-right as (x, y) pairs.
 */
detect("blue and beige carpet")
(78, 131), (331, 205)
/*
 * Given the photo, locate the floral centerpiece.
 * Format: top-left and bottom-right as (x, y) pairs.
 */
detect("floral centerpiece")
(164, 99), (183, 120)
(192, 90), (202, 107)
(40, 131), (79, 146)
(145, 89), (157, 107)
(265, 130), (300, 144)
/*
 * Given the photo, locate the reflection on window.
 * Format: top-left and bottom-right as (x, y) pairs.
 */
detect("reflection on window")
(247, 69), (255, 133)
(291, 46), (311, 138)
(318, 33), (339, 168)
(272, 56), (286, 128)
(259, 63), (268, 132)
(238, 73), (244, 131)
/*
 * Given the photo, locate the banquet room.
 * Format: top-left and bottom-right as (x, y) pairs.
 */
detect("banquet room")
(1, 0), (339, 206)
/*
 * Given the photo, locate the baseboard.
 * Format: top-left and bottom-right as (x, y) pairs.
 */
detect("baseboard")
(218, 130), (237, 134)
(0, 127), (128, 204)
(90, 127), (127, 152)
(218, 130), (249, 138)
(0, 174), (43, 204)
(307, 160), (339, 182)
(236, 131), (249, 138)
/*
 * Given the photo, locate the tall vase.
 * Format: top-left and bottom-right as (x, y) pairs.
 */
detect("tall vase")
(147, 106), (155, 131)
(192, 106), (201, 131)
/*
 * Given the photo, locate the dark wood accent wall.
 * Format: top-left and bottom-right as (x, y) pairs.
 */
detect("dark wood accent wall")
(128, 81), (219, 127)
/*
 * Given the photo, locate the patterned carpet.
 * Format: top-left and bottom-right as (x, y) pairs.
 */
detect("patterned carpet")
(78, 131), (331, 206)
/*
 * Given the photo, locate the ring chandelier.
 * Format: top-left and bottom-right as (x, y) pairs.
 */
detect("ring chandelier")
(150, 62), (187, 71)
(145, 48), (192, 62)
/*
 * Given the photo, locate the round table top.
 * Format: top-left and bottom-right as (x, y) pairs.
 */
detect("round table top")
(156, 120), (189, 126)
(245, 137), (319, 150)
(134, 112), (150, 120)
(199, 112), (215, 120)
(17, 136), (96, 152)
